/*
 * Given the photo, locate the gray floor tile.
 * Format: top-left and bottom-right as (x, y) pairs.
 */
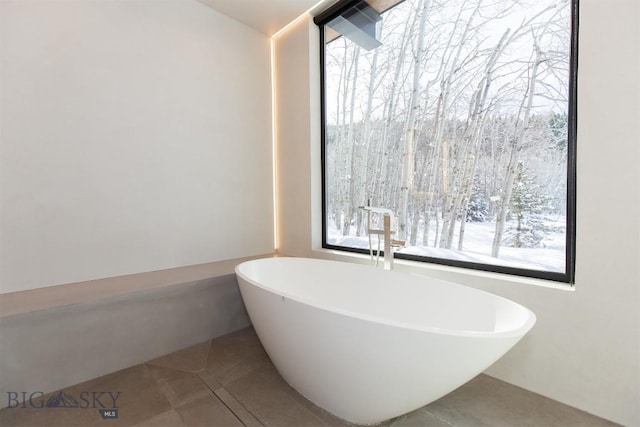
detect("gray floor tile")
(0, 327), (621, 427)
(423, 374), (619, 427)
(147, 340), (211, 373)
(225, 364), (329, 426)
(390, 409), (453, 427)
(64, 364), (172, 426)
(205, 327), (272, 386)
(0, 364), (173, 426)
(174, 394), (244, 426)
(255, 365), (355, 427)
(0, 402), (101, 427)
(133, 409), (186, 427)
(198, 369), (224, 391)
(147, 364), (214, 408)
(214, 388), (263, 427)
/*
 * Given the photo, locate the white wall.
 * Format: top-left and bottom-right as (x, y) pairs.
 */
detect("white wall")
(273, 1), (640, 425)
(0, 0), (274, 293)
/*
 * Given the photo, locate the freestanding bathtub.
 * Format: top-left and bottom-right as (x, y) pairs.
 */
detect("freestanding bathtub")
(235, 257), (536, 425)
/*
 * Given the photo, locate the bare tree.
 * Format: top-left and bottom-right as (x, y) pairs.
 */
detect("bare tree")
(398, 0), (432, 241)
(323, 0), (571, 269)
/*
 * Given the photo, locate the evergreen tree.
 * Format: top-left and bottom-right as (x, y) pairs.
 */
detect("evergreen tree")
(466, 177), (490, 222)
(504, 162), (553, 248)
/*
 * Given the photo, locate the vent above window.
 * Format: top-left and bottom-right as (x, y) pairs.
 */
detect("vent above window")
(326, 1), (382, 50)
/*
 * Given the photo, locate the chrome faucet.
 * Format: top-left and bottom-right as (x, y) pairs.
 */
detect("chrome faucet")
(360, 205), (405, 270)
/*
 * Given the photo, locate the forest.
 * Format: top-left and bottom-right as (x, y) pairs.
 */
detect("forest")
(323, 0), (572, 272)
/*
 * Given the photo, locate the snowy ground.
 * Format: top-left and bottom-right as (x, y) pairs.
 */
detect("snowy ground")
(327, 218), (566, 273)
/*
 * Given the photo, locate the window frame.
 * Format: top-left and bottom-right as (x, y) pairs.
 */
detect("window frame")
(314, 0), (579, 284)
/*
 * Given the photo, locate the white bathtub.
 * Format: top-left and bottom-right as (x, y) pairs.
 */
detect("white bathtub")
(235, 257), (536, 425)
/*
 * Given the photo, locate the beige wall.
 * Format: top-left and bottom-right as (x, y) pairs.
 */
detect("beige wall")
(273, 1), (640, 425)
(0, 0), (274, 293)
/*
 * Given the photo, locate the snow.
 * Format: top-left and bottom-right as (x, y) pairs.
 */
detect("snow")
(327, 218), (566, 273)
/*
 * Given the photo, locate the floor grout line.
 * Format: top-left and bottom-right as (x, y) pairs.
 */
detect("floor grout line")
(213, 388), (264, 427)
(196, 371), (263, 427)
(419, 408), (457, 427)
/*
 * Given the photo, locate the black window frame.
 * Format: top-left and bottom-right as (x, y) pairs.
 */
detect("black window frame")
(315, 0), (579, 284)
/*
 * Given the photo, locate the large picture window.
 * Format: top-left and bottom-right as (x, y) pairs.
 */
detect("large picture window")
(316, 0), (577, 282)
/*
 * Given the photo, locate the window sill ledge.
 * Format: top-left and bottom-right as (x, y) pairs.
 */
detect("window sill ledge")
(309, 248), (574, 292)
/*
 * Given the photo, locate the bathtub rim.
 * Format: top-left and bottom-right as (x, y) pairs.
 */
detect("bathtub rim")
(235, 257), (536, 339)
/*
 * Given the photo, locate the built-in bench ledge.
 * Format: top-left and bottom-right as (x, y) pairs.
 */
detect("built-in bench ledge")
(0, 253), (277, 406)
(0, 253), (275, 318)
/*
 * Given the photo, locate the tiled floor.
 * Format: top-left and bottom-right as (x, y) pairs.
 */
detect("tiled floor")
(0, 327), (618, 427)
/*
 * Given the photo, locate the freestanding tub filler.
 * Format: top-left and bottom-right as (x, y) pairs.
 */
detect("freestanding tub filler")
(235, 257), (536, 425)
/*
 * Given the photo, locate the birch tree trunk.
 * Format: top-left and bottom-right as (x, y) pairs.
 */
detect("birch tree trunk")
(344, 46), (361, 236)
(358, 49), (380, 235)
(398, 0), (431, 241)
(492, 43), (542, 257)
(372, 21), (412, 209)
(438, 0), (482, 249)
(456, 29), (510, 249)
